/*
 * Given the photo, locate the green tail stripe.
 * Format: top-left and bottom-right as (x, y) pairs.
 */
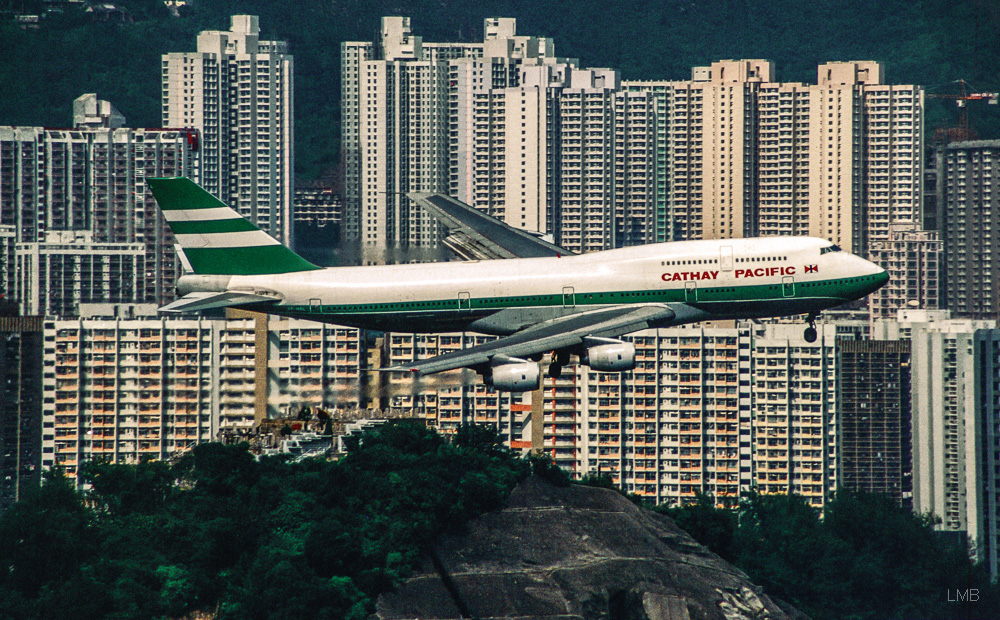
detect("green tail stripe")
(169, 219), (259, 235)
(184, 245), (322, 275)
(147, 177), (226, 210)
(147, 177), (323, 275)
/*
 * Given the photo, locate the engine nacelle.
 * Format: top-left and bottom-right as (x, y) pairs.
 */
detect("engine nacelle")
(581, 337), (636, 372)
(488, 355), (540, 392)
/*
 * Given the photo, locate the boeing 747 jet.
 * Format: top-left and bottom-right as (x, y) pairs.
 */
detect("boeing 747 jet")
(147, 178), (888, 392)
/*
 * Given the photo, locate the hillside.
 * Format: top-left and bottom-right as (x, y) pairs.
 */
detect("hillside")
(1, 422), (997, 619)
(2, 0), (999, 181)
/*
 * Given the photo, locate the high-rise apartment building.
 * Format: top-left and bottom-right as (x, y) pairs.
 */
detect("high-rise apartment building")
(970, 330), (1000, 581)
(749, 323), (841, 507)
(162, 15), (294, 246)
(449, 46), (560, 237)
(0, 225), (13, 302)
(294, 187), (342, 228)
(45, 305), (221, 477)
(42, 306), (365, 482)
(868, 222), (941, 321)
(0, 314), (43, 512)
(452, 58), (657, 252)
(837, 339), (912, 507)
(0, 98), (197, 313)
(874, 310), (1000, 580)
(624, 60), (923, 255)
(342, 17), (482, 258)
(16, 232), (145, 317)
(556, 71), (655, 253)
(377, 321), (849, 509)
(378, 331), (533, 447)
(933, 140), (1000, 319)
(345, 17), (658, 257)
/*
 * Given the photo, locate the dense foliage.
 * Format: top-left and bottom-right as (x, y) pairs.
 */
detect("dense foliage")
(2, 0), (999, 181)
(3, 421), (999, 619)
(661, 492), (1000, 620)
(0, 421), (530, 619)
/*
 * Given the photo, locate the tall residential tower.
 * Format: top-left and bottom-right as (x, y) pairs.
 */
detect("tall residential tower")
(162, 15), (294, 246)
(624, 60), (923, 256)
(341, 17), (482, 259)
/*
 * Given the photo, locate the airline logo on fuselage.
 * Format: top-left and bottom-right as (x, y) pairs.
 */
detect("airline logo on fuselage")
(661, 265), (810, 282)
(734, 266), (796, 278)
(661, 270), (719, 282)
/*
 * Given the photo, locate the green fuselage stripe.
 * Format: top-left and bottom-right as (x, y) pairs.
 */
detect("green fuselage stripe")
(169, 219), (259, 235)
(274, 273), (881, 317)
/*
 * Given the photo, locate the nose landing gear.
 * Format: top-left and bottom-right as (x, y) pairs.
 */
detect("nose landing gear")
(803, 313), (818, 343)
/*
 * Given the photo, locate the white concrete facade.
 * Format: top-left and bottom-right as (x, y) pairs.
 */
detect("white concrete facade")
(41, 309), (365, 483)
(874, 310), (1000, 579)
(624, 60), (923, 256)
(868, 222), (941, 322)
(16, 232), (145, 317)
(341, 17), (482, 260)
(162, 15), (294, 246)
(0, 124), (196, 309)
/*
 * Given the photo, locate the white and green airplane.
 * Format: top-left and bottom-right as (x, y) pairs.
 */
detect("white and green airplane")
(147, 177), (888, 392)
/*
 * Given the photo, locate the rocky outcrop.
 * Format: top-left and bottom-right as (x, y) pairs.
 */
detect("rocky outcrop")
(376, 476), (807, 620)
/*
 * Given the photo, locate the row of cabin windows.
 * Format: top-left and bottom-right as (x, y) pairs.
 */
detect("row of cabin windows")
(662, 255), (789, 266)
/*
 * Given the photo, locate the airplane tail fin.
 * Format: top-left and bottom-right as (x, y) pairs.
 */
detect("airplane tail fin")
(146, 177), (321, 276)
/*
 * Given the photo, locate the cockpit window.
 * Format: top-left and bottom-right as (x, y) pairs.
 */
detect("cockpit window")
(820, 244), (842, 255)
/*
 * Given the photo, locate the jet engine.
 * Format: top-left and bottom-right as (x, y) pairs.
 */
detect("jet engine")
(581, 337), (636, 372)
(487, 354), (540, 392)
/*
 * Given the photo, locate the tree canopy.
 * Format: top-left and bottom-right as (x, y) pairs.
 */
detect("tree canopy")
(0, 421), (529, 619)
(3, 422), (999, 619)
(660, 491), (1000, 620)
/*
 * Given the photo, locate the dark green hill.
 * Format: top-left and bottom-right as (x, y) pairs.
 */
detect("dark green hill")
(2, 0), (999, 181)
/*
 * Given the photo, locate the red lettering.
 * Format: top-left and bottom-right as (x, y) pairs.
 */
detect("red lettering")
(754, 268), (765, 277)
(710, 271), (719, 279)
(787, 266), (796, 275)
(735, 269), (745, 278)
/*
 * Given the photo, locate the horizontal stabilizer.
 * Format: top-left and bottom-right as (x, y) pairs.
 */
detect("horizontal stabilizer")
(159, 291), (280, 313)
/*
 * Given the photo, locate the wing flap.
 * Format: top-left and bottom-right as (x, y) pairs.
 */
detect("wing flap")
(159, 291), (280, 313)
(384, 304), (681, 376)
(409, 192), (572, 260)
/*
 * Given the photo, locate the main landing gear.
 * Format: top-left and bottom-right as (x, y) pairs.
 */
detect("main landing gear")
(803, 314), (818, 343)
(548, 351), (571, 379)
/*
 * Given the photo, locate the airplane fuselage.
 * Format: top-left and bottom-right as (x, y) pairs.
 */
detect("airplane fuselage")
(179, 236), (887, 335)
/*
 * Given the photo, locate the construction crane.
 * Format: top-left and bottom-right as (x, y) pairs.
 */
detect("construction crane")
(927, 79), (999, 143)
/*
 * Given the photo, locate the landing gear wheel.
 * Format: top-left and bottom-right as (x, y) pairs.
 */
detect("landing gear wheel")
(548, 363), (563, 379)
(804, 326), (817, 343)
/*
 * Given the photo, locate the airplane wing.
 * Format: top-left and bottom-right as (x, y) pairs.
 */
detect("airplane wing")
(408, 192), (573, 260)
(159, 291), (280, 313)
(384, 303), (688, 376)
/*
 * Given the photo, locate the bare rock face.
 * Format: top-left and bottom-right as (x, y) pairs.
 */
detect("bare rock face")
(376, 476), (807, 620)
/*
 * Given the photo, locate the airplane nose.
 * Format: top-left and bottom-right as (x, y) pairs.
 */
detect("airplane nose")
(862, 259), (889, 295)
(874, 268), (889, 288)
